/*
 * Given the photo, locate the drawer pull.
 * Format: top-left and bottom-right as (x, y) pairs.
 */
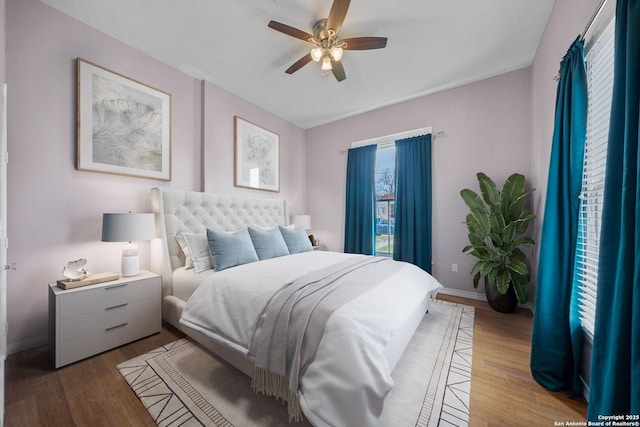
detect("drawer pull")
(105, 323), (128, 332)
(105, 303), (128, 311)
(105, 283), (128, 290)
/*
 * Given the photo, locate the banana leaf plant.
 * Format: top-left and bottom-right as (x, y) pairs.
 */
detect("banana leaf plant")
(460, 172), (535, 303)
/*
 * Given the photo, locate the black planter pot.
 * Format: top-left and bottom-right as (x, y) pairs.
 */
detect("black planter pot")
(484, 277), (518, 313)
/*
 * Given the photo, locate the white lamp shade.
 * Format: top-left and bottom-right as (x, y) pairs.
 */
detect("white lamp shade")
(311, 47), (323, 62)
(321, 55), (332, 71)
(292, 214), (311, 230)
(102, 213), (155, 242)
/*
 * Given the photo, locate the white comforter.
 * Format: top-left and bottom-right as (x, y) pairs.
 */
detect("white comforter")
(180, 251), (443, 426)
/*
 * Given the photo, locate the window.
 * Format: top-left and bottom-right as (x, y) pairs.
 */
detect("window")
(576, 17), (615, 338)
(351, 126), (431, 257)
(375, 145), (395, 255)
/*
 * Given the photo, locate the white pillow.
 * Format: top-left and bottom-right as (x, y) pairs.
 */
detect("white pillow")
(175, 234), (194, 269)
(180, 232), (214, 273)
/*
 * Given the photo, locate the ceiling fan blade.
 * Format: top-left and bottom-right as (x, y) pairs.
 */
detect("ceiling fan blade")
(342, 37), (388, 50)
(285, 53), (313, 74)
(332, 60), (346, 82)
(268, 20), (314, 42)
(326, 0), (350, 35)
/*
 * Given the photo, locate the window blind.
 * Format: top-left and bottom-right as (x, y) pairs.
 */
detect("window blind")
(576, 18), (615, 338)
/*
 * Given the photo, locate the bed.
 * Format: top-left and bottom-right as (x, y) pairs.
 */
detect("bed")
(150, 188), (443, 426)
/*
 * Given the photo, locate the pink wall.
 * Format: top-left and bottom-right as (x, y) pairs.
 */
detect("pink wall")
(4, 0), (606, 351)
(5, 0), (306, 352)
(306, 68), (532, 297)
(305, 0), (605, 301)
(529, 0), (601, 300)
(202, 82), (307, 215)
(5, 0), (201, 351)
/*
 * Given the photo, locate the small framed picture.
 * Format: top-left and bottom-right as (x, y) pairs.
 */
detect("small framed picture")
(76, 58), (172, 180)
(234, 116), (280, 192)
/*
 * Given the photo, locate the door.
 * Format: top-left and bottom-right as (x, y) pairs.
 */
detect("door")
(1, 82), (7, 426)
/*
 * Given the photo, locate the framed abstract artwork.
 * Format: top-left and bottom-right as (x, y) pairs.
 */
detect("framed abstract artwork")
(76, 58), (172, 180)
(234, 116), (280, 192)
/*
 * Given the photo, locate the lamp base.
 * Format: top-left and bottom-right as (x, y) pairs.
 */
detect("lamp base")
(121, 243), (140, 277)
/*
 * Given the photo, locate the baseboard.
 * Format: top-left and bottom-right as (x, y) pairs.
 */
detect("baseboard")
(438, 288), (487, 301)
(438, 287), (532, 311)
(7, 334), (48, 356)
(438, 287), (487, 301)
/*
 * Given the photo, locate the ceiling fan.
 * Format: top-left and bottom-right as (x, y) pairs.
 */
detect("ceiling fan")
(268, 0), (387, 82)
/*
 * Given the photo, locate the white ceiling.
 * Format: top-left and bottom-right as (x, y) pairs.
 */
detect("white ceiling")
(40, 0), (556, 129)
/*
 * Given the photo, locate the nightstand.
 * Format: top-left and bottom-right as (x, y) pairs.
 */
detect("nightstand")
(48, 269), (161, 368)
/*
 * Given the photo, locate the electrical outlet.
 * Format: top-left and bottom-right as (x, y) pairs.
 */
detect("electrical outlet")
(451, 263), (458, 272)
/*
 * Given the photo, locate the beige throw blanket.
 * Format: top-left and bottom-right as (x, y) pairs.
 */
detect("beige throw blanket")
(250, 255), (404, 421)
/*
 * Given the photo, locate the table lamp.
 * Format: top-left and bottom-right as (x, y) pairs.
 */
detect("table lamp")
(292, 214), (311, 230)
(102, 212), (155, 277)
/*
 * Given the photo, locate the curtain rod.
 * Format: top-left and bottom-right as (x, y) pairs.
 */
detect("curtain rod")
(582, 0), (608, 40)
(351, 126), (433, 148)
(340, 129), (446, 154)
(553, 0), (609, 81)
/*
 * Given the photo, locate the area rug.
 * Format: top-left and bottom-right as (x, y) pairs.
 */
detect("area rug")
(117, 300), (474, 427)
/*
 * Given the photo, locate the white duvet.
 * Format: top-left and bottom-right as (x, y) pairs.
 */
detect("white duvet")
(180, 251), (443, 426)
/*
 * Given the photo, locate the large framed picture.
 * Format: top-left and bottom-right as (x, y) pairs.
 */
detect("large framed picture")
(76, 58), (172, 181)
(234, 116), (280, 192)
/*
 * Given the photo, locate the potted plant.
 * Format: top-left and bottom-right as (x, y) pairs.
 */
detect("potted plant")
(460, 172), (535, 313)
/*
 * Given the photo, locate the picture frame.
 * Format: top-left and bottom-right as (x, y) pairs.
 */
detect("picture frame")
(76, 58), (172, 181)
(234, 116), (280, 192)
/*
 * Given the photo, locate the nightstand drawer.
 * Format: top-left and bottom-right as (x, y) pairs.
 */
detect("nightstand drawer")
(58, 312), (160, 366)
(58, 276), (157, 319)
(58, 296), (158, 342)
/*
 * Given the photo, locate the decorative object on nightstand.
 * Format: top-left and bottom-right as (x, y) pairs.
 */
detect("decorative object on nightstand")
(102, 212), (155, 277)
(49, 270), (161, 368)
(57, 272), (120, 290)
(61, 258), (90, 281)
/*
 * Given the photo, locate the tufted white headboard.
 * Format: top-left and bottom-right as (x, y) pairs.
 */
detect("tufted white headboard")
(150, 188), (288, 297)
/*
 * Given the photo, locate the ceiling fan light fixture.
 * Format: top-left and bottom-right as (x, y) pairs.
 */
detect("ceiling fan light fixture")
(330, 46), (343, 61)
(268, 0), (388, 82)
(321, 55), (333, 71)
(311, 47), (323, 62)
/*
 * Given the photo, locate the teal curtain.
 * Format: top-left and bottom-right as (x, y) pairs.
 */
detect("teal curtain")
(393, 135), (432, 273)
(530, 37), (587, 396)
(344, 145), (376, 255)
(588, 0), (639, 418)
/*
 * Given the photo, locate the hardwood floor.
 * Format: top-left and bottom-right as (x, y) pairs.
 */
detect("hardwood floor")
(5, 296), (587, 426)
(5, 326), (184, 427)
(437, 294), (587, 426)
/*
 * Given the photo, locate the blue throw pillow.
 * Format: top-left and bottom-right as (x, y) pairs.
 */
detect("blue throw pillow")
(279, 226), (313, 254)
(206, 228), (259, 271)
(248, 227), (290, 260)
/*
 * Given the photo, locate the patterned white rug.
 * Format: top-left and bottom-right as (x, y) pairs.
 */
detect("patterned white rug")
(117, 300), (474, 427)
